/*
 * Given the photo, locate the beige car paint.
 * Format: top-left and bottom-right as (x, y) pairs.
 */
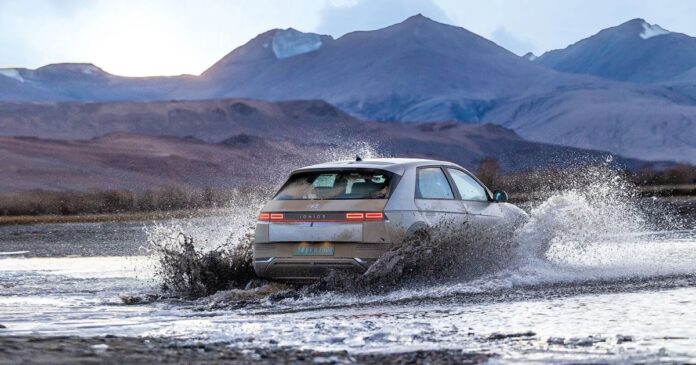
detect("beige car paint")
(252, 158), (525, 281)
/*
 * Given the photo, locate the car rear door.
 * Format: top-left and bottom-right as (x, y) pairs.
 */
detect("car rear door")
(413, 166), (469, 226)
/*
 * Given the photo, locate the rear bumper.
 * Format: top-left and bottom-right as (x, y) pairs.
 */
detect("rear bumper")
(253, 242), (390, 281)
(252, 213), (404, 281)
(254, 257), (374, 282)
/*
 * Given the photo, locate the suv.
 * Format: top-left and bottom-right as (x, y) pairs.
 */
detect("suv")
(253, 158), (525, 281)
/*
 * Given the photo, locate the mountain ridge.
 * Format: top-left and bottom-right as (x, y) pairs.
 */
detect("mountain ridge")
(0, 97), (666, 193)
(1, 15), (696, 163)
(536, 18), (696, 83)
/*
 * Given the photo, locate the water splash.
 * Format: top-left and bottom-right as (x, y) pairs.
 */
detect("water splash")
(146, 225), (254, 298)
(302, 217), (523, 295)
(514, 165), (688, 270)
(515, 168), (646, 263)
(144, 162), (696, 304)
(292, 165), (696, 305)
(143, 141), (388, 299)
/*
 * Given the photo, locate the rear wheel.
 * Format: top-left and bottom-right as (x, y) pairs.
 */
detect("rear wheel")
(403, 224), (432, 246)
(359, 224), (433, 289)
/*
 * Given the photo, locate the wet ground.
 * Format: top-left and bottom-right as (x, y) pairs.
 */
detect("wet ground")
(2, 191), (696, 364)
(0, 336), (493, 364)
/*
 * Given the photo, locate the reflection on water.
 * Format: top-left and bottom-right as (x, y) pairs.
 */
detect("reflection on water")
(0, 221), (148, 257)
(1, 220), (696, 363)
(2, 167), (696, 364)
(0, 215), (239, 257)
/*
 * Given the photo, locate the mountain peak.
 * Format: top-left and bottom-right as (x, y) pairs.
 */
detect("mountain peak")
(399, 13), (447, 27)
(522, 52), (538, 61)
(612, 18), (671, 39)
(620, 18), (647, 26)
(36, 63), (108, 76)
(404, 13), (429, 22)
(537, 17), (693, 83)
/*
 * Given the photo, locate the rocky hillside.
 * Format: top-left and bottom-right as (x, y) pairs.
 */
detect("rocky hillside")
(0, 99), (663, 192)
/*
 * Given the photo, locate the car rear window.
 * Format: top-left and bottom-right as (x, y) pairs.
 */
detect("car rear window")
(274, 170), (393, 200)
(416, 167), (454, 199)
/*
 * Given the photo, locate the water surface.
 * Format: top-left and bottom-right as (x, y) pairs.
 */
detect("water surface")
(2, 189), (696, 363)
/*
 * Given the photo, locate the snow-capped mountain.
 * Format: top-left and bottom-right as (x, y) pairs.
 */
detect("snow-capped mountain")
(1, 16), (696, 163)
(182, 16), (696, 163)
(536, 19), (696, 83)
(0, 15), (585, 121)
(180, 14), (580, 122)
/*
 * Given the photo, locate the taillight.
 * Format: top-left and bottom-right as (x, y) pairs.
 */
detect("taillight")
(346, 212), (384, 221)
(261, 212), (385, 222)
(365, 212), (384, 220)
(345, 212), (364, 220)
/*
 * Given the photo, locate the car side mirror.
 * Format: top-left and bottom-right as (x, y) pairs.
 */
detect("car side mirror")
(492, 190), (508, 203)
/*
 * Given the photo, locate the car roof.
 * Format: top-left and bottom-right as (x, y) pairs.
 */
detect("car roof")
(292, 158), (462, 175)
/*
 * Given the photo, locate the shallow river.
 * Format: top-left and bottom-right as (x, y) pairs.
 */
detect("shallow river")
(2, 192), (696, 363)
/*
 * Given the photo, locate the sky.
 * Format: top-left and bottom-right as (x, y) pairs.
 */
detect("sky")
(1, 0), (695, 77)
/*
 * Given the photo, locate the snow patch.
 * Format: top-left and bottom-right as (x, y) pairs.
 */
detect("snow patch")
(0, 69), (24, 83)
(46, 63), (103, 75)
(272, 29), (322, 59)
(640, 22), (671, 40)
(65, 64), (101, 75)
(81, 65), (99, 75)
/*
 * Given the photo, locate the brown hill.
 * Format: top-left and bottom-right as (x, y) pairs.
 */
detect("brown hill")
(0, 99), (664, 192)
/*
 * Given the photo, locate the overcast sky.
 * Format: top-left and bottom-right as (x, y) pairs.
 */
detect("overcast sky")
(1, 0), (695, 76)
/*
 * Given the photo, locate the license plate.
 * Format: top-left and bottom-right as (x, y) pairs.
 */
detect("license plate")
(293, 245), (335, 256)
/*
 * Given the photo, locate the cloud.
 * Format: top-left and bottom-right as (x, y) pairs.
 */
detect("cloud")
(490, 26), (536, 55)
(439, 0), (696, 55)
(3, 0), (696, 76)
(316, 0), (450, 36)
(0, 0), (326, 76)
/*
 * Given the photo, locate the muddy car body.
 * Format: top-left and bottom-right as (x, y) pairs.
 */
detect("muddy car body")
(253, 158), (526, 281)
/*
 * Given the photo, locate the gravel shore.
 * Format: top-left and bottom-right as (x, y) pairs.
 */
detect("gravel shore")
(0, 336), (493, 364)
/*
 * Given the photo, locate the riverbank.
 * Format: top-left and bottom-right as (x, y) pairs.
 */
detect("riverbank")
(1, 184), (694, 227)
(0, 336), (492, 364)
(0, 207), (230, 226)
(3, 196), (692, 227)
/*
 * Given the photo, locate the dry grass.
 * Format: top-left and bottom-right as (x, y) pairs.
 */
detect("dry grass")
(0, 187), (249, 224)
(0, 163), (693, 223)
(0, 208), (229, 226)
